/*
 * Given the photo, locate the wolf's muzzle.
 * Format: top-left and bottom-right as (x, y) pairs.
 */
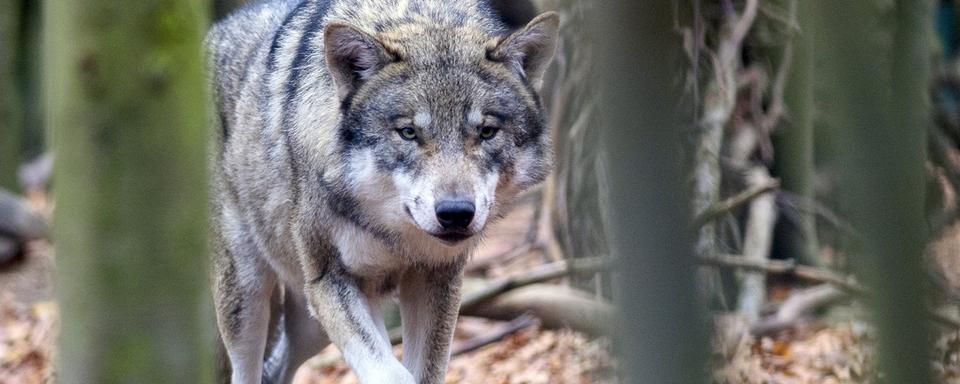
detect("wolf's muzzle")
(435, 199), (475, 231)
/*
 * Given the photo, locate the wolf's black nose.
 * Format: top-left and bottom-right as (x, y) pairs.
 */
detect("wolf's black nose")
(436, 200), (475, 230)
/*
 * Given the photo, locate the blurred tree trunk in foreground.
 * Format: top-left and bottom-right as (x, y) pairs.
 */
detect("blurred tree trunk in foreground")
(0, 0), (23, 191)
(821, 1), (934, 382)
(596, 1), (707, 382)
(45, 1), (213, 383)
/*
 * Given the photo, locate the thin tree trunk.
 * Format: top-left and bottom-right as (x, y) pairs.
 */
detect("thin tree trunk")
(823, 0), (934, 382)
(596, 1), (707, 382)
(46, 1), (214, 382)
(0, 0), (23, 191)
(18, 1), (46, 162)
(776, 0), (820, 266)
(736, 167), (778, 320)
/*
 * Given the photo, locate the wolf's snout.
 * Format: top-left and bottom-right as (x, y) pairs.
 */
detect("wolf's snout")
(435, 200), (475, 231)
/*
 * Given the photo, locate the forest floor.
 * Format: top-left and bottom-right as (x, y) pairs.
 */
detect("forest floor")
(0, 198), (618, 384)
(4, 198), (960, 383)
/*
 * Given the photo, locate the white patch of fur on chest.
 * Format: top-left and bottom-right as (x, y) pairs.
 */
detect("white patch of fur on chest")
(331, 222), (398, 276)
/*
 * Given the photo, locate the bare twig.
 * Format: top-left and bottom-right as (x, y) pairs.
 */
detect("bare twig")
(692, 179), (780, 228)
(729, 0), (759, 50)
(450, 314), (538, 356)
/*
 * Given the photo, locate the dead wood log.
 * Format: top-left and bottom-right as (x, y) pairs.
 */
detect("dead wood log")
(386, 258), (613, 345)
(460, 282), (613, 337)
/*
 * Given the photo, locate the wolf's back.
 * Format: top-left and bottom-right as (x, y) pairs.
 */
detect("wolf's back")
(205, 1), (301, 139)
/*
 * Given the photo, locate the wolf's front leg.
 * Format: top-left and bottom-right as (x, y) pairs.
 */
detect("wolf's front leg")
(304, 263), (414, 384)
(213, 230), (278, 384)
(398, 265), (464, 383)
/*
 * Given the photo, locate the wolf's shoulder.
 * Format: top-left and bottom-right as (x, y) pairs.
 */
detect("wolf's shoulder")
(206, 0), (301, 51)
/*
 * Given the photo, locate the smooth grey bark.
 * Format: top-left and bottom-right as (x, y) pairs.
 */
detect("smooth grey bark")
(822, 1), (934, 382)
(596, 1), (707, 382)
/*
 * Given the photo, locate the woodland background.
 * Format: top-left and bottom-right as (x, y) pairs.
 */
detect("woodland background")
(2, 0), (959, 383)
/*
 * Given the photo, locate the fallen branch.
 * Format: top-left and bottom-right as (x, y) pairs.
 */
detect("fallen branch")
(698, 254), (865, 294)
(750, 284), (846, 335)
(450, 314), (538, 356)
(699, 254), (960, 329)
(460, 283), (614, 337)
(459, 256), (608, 313)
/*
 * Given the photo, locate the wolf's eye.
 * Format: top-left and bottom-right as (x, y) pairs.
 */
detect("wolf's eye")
(479, 126), (499, 140)
(396, 127), (417, 141)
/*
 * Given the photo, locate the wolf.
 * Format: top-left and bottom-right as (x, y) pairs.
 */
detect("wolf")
(205, 0), (558, 382)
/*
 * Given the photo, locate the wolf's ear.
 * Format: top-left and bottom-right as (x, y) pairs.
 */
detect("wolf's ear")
(488, 11), (560, 90)
(324, 22), (392, 99)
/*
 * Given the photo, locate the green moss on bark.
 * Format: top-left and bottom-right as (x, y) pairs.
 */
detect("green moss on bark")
(45, 1), (214, 382)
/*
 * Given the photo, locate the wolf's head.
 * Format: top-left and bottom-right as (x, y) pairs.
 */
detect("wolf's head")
(323, 12), (559, 248)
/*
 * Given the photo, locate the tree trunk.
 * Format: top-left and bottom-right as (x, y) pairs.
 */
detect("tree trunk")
(0, 0), (23, 191)
(776, 0), (820, 266)
(45, 1), (214, 382)
(595, 1), (707, 382)
(18, 1), (46, 163)
(822, 0), (934, 382)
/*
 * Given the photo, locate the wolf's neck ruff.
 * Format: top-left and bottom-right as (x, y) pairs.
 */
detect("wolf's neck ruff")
(207, 1), (558, 382)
